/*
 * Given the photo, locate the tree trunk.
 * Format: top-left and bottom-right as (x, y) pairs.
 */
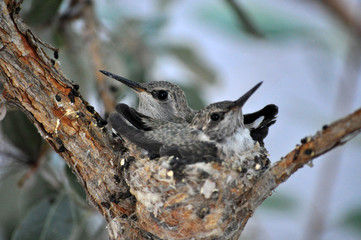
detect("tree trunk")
(1, 1), (361, 239)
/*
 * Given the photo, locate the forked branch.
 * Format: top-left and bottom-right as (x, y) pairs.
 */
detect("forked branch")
(1, 1), (360, 239)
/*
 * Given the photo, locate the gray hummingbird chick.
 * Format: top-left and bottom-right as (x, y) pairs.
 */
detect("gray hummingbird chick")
(101, 70), (278, 146)
(100, 70), (194, 123)
(109, 82), (269, 172)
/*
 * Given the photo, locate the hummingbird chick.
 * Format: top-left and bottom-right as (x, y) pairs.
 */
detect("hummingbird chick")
(100, 70), (278, 146)
(100, 70), (194, 123)
(109, 82), (270, 172)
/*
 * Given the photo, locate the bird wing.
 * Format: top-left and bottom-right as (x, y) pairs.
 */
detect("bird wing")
(161, 141), (219, 169)
(109, 112), (162, 158)
(115, 103), (153, 130)
(112, 103), (219, 164)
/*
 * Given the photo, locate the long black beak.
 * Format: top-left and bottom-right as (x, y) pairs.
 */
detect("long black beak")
(231, 82), (263, 109)
(99, 70), (146, 92)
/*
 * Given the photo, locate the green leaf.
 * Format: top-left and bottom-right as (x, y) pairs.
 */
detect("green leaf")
(25, 0), (63, 25)
(140, 16), (167, 38)
(244, 4), (313, 38)
(260, 192), (296, 212)
(52, 29), (66, 48)
(341, 207), (361, 234)
(197, 2), (318, 39)
(1, 110), (43, 158)
(71, 212), (108, 240)
(20, 169), (58, 212)
(163, 44), (216, 84)
(180, 84), (206, 110)
(157, 0), (175, 11)
(0, 172), (26, 240)
(65, 164), (87, 200)
(12, 194), (75, 240)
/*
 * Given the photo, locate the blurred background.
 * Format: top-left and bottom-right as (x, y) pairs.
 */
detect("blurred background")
(0, 0), (361, 239)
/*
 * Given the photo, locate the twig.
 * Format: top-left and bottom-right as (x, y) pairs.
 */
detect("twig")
(303, 37), (361, 240)
(59, 0), (116, 115)
(256, 108), (361, 203)
(0, 1), (135, 236)
(320, 0), (361, 37)
(229, 107), (361, 238)
(225, 0), (265, 38)
(1, 0), (361, 239)
(273, 109), (360, 184)
(82, 2), (116, 115)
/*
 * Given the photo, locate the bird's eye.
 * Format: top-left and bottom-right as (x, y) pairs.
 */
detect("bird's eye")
(210, 113), (220, 121)
(156, 90), (168, 101)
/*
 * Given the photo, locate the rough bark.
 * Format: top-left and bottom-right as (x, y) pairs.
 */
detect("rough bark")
(0, 1), (136, 238)
(1, 1), (361, 239)
(233, 108), (361, 238)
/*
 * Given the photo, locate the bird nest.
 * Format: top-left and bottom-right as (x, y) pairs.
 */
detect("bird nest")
(121, 143), (270, 240)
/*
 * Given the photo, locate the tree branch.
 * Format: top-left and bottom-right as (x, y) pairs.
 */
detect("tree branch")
(320, 0), (361, 37)
(1, 1), (361, 239)
(225, 0), (265, 38)
(0, 1), (136, 238)
(232, 107), (361, 238)
(58, 0), (116, 115)
(271, 108), (360, 183)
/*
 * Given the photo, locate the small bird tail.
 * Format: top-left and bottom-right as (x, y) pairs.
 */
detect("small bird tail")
(244, 104), (278, 145)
